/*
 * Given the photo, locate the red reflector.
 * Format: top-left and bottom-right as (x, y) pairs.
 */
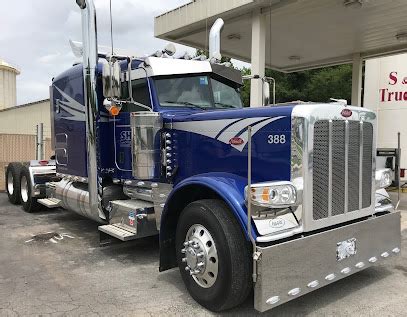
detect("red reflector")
(229, 137), (244, 145)
(341, 109), (352, 118)
(39, 160), (49, 166)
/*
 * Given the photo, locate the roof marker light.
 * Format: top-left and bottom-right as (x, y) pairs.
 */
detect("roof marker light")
(381, 252), (389, 258)
(341, 267), (351, 274)
(355, 262), (365, 269)
(368, 257), (378, 263)
(325, 273), (336, 281)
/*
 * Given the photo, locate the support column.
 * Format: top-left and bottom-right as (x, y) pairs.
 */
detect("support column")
(351, 53), (363, 107)
(250, 9), (266, 107)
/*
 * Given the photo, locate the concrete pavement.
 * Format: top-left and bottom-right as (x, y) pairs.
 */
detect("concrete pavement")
(0, 192), (406, 316)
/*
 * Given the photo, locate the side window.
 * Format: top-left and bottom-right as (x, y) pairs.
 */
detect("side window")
(121, 78), (152, 112)
(132, 78), (151, 108)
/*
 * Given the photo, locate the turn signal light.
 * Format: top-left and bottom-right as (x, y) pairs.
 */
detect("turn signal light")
(245, 181), (299, 208)
(109, 105), (120, 116)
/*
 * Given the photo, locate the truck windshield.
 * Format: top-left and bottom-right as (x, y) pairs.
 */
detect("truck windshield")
(154, 75), (243, 110)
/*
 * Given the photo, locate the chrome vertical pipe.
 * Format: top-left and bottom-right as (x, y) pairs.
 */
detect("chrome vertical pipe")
(209, 18), (224, 60)
(247, 126), (257, 282)
(396, 132), (401, 210)
(75, 0), (105, 222)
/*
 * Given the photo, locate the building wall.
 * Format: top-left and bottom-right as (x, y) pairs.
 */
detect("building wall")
(0, 134), (53, 191)
(0, 99), (51, 138)
(364, 54), (407, 170)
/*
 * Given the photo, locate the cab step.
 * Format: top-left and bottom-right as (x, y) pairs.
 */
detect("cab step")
(38, 197), (61, 208)
(98, 223), (138, 241)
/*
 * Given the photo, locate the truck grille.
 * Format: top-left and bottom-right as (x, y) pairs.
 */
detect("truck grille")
(313, 120), (373, 220)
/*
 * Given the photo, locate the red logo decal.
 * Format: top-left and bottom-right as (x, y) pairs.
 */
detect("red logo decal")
(229, 137), (244, 145)
(341, 109), (352, 118)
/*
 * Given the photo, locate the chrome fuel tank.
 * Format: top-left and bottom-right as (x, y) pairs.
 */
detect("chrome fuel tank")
(54, 178), (105, 223)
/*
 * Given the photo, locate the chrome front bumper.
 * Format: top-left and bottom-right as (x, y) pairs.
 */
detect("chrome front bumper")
(254, 211), (401, 312)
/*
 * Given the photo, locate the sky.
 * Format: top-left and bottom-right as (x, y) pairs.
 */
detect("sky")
(0, 0), (196, 105)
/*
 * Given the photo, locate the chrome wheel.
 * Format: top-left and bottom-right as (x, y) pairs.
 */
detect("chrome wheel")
(7, 171), (14, 195)
(181, 224), (219, 288)
(20, 175), (29, 203)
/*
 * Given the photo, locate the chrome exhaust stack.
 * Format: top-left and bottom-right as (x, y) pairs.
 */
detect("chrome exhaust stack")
(209, 18), (224, 62)
(75, 0), (105, 222)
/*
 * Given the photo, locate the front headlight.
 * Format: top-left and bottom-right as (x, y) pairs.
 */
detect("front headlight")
(245, 181), (300, 208)
(375, 168), (392, 189)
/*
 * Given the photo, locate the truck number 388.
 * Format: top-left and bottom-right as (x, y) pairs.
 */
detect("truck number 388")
(267, 134), (286, 144)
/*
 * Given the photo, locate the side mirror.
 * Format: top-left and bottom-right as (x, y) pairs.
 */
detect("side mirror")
(102, 59), (121, 98)
(263, 81), (270, 106)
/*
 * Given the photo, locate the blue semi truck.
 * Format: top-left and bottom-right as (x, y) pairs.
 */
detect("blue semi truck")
(4, 0), (401, 312)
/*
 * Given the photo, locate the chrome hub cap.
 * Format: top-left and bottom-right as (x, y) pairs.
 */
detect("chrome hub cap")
(181, 224), (218, 288)
(7, 172), (14, 195)
(20, 175), (29, 203)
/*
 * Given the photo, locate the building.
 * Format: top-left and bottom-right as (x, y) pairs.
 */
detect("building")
(155, 0), (407, 108)
(0, 59), (20, 110)
(0, 59), (52, 191)
(0, 99), (51, 137)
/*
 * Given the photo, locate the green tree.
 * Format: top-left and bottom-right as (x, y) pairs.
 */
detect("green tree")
(239, 64), (352, 106)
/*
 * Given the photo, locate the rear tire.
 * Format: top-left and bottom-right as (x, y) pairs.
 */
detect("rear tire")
(19, 166), (40, 213)
(176, 199), (252, 312)
(5, 163), (22, 205)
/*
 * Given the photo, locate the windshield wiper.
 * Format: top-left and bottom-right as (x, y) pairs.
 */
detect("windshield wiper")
(162, 100), (208, 110)
(214, 102), (237, 109)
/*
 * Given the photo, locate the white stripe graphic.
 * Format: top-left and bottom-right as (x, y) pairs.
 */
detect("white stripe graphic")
(172, 116), (286, 152)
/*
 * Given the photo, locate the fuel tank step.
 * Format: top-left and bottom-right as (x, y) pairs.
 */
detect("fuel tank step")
(99, 199), (158, 244)
(98, 223), (138, 241)
(38, 198), (61, 208)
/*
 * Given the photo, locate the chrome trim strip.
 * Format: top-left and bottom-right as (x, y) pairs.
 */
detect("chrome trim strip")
(344, 120), (349, 214)
(328, 120), (333, 217)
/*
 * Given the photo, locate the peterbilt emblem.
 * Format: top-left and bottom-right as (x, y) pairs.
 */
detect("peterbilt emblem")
(269, 218), (285, 228)
(336, 238), (357, 261)
(341, 109), (352, 118)
(229, 137), (244, 145)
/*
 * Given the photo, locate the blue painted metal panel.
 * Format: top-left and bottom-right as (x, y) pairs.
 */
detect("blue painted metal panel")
(161, 172), (258, 240)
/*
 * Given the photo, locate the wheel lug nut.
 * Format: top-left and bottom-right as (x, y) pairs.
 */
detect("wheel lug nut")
(183, 241), (189, 246)
(197, 262), (204, 268)
(197, 252), (204, 257)
(185, 266), (190, 271)
(182, 257), (187, 263)
(181, 248), (186, 254)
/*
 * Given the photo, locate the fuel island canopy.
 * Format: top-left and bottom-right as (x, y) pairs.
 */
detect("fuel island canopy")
(155, 0), (407, 106)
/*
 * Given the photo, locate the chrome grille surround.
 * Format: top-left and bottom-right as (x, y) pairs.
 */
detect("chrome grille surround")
(292, 104), (376, 232)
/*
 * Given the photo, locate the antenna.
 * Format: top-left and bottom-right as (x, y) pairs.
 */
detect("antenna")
(109, 0), (114, 99)
(109, 0), (114, 56)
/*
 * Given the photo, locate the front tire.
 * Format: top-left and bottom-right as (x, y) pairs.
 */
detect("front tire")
(5, 163), (22, 205)
(20, 166), (40, 213)
(176, 199), (252, 312)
